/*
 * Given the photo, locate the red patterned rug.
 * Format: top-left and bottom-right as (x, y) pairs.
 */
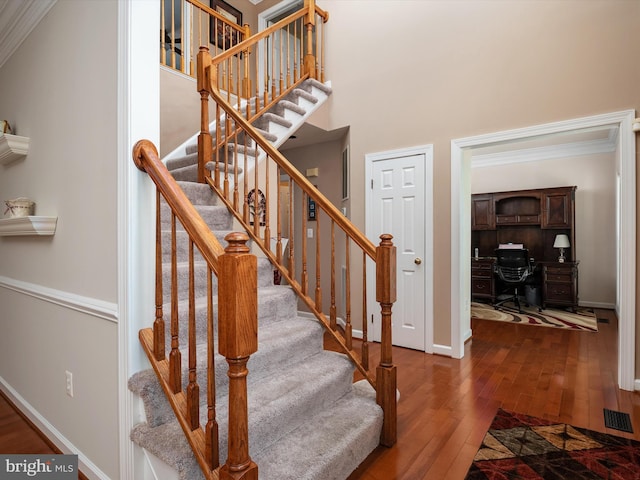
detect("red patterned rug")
(465, 409), (640, 479)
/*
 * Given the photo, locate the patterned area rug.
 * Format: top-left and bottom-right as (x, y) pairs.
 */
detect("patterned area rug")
(471, 302), (598, 332)
(465, 409), (640, 479)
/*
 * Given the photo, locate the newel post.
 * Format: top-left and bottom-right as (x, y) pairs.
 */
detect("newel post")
(376, 234), (397, 447)
(197, 46), (213, 184)
(218, 233), (259, 480)
(303, 0), (317, 79)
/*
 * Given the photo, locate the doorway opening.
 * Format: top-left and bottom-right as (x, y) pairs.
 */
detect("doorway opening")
(450, 110), (636, 390)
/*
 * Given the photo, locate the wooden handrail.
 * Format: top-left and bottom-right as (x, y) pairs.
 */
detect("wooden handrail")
(208, 84), (377, 260)
(133, 140), (225, 269)
(133, 139), (260, 478)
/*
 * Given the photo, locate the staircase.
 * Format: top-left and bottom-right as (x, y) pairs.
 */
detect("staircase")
(128, 80), (385, 479)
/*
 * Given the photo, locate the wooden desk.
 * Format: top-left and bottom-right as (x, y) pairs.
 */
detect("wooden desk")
(471, 258), (495, 302)
(541, 261), (579, 311)
(471, 259), (579, 312)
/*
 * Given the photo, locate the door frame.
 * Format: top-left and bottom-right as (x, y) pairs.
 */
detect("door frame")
(365, 145), (434, 352)
(450, 110), (637, 391)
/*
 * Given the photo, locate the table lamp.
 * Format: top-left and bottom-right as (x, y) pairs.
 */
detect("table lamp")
(553, 234), (570, 263)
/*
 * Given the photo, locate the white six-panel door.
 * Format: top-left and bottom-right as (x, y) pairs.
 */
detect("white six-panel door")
(366, 145), (433, 352)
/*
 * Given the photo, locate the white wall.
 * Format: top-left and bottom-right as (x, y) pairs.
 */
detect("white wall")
(471, 152), (617, 307)
(0, 1), (120, 478)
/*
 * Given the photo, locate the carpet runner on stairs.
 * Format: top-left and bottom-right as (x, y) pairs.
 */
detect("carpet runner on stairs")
(129, 140), (383, 478)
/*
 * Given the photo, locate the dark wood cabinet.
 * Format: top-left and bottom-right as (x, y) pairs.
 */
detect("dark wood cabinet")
(542, 188), (574, 229)
(471, 258), (495, 302)
(541, 262), (579, 310)
(470, 186), (578, 308)
(471, 194), (494, 230)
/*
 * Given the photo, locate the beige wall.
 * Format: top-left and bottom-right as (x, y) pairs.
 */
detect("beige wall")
(311, 0), (640, 346)
(471, 153), (617, 307)
(0, 1), (119, 477)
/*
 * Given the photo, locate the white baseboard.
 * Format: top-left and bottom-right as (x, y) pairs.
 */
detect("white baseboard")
(634, 379), (640, 391)
(579, 301), (616, 310)
(432, 344), (452, 356)
(0, 379), (111, 480)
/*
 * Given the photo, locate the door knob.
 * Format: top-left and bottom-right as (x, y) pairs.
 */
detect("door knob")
(414, 257), (422, 265)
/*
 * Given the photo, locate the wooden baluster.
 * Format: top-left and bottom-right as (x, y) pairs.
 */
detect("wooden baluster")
(242, 25), (251, 100)
(253, 38), (260, 115)
(288, 178), (295, 280)
(293, 19), (299, 82)
(179, 0), (186, 74)
(169, 213), (181, 393)
(218, 233), (259, 480)
(303, 0), (316, 79)
(320, 14), (325, 82)
(329, 221), (336, 330)
(276, 165), (283, 265)
(270, 32), (276, 101)
(263, 38), (269, 110)
(233, 130), (239, 211)
(263, 151), (271, 247)
(243, 132), (249, 224)
(362, 251), (369, 371)
(171, 0), (176, 69)
(215, 103), (221, 188)
(345, 236), (352, 350)
(224, 115), (231, 199)
(188, 2), (194, 76)
(154, 191), (165, 360)
(187, 240), (200, 430)
(301, 192), (308, 295)
(253, 147), (260, 237)
(160, 0), (166, 66)
(279, 29), (284, 94)
(315, 210), (321, 309)
(206, 266), (219, 470)
(376, 234), (397, 447)
(197, 47), (213, 184)
(286, 24), (291, 88)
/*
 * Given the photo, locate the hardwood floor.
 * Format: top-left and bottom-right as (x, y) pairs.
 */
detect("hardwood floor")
(1, 309), (637, 480)
(343, 308), (640, 479)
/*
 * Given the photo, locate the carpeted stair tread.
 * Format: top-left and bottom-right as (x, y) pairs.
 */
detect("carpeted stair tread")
(176, 181), (219, 205)
(160, 203), (232, 231)
(161, 257), (274, 303)
(159, 285), (297, 349)
(254, 384), (383, 480)
(132, 350), (360, 480)
(272, 99), (307, 117)
(289, 88), (319, 104)
(129, 316), (325, 429)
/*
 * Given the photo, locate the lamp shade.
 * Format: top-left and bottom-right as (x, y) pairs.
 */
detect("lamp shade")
(553, 234), (570, 248)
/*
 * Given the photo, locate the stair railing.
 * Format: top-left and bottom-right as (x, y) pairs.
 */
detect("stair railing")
(132, 140), (259, 480)
(197, 47), (399, 446)
(195, 0), (328, 183)
(161, 0), (249, 77)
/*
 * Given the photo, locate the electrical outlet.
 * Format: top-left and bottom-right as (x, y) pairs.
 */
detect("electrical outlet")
(307, 228), (313, 238)
(65, 370), (73, 397)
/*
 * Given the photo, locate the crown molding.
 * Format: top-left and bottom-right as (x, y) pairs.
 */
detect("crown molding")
(0, 0), (57, 69)
(471, 132), (618, 168)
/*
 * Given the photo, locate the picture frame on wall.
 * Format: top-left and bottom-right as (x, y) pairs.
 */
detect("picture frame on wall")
(210, 0), (243, 50)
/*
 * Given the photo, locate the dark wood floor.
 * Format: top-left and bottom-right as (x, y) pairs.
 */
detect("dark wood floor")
(1, 309), (638, 480)
(345, 308), (640, 479)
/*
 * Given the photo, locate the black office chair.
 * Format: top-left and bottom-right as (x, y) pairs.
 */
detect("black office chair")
(493, 248), (535, 313)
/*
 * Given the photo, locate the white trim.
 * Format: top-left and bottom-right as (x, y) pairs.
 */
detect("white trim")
(471, 134), (618, 168)
(451, 110), (636, 390)
(579, 301), (616, 310)
(0, 0), (57, 69)
(0, 379), (111, 480)
(365, 144), (434, 353)
(118, 1), (159, 479)
(432, 344), (452, 357)
(634, 379), (640, 392)
(0, 275), (118, 323)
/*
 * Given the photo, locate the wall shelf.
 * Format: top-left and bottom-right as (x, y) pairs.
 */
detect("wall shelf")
(0, 134), (30, 165)
(0, 216), (57, 236)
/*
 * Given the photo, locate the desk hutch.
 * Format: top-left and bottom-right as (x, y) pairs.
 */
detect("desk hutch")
(471, 186), (578, 310)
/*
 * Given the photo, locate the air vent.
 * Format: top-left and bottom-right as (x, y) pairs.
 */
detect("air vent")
(603, 408), (633, 433)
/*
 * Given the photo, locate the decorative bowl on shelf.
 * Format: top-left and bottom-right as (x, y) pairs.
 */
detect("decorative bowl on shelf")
(4, 198), (35, 218)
